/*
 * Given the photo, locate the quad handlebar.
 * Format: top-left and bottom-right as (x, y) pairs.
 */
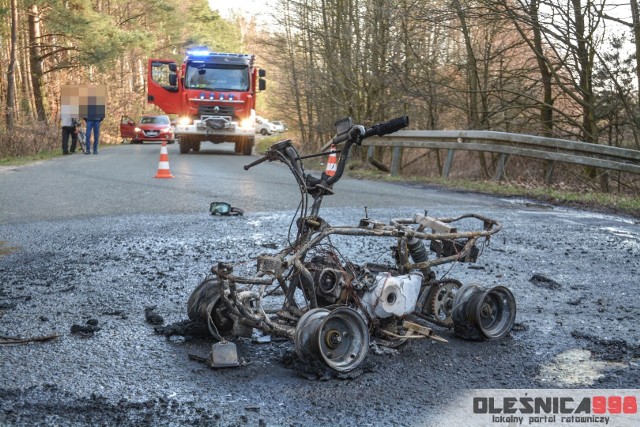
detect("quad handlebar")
(244, 116), (409, 192)
(363, 116), (409, 139)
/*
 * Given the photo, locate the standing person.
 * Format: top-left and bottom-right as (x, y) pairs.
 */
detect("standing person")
(61, 116), (79, 155)
(84, 114), (103, 154)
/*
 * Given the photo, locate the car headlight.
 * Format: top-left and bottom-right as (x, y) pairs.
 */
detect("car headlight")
(162, 127), (172, 132)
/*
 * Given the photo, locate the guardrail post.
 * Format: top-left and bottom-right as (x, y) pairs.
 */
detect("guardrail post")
(367, 145), (374, 159)
(390, 146), (402, 176)
(494, 154), (507, 181)
(544, 160), (554, 185)
(442, 149), (455, 179)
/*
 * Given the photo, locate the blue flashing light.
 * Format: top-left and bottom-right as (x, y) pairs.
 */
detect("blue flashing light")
(199, 92), (205, 99)
(229, 95), (234, 100)
(187, 49), (211, 57)
(209, 93), (214, 100)
(219, 94), (224, 100)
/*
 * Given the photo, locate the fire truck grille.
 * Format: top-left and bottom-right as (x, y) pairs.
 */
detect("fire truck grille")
(198, 105), (235, 116)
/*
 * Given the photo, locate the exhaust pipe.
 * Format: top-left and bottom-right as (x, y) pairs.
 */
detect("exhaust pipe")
(294, 307), (369, 373)
(451, 283), (516, 340)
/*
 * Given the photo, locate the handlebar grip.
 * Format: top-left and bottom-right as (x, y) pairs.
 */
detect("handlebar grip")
(243, 156), (268, 171)
(364, 116), (409, 138)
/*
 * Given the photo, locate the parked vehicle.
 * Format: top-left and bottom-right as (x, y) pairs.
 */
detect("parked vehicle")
(120, 115), (175, 144)
(255, 116), (277, 135)
(187, 116), (517, 373)
(271, 120), (286, 133)
(147, 47), (266, 155)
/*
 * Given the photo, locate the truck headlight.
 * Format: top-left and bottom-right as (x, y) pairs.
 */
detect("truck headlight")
(134, 127), (141, 133)
(178, 117), (191, 125)
(240, 119), (253, 129)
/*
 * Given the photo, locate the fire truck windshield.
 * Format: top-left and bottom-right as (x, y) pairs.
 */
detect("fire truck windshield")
(185, 64), (249, 91)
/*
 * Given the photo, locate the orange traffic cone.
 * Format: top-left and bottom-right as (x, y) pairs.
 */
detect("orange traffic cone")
(325, 145), (337, 177)
(154, 142), (174, 179)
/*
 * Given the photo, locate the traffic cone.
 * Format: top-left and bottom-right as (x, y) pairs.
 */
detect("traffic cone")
(154, 141), (174, 178)
(325, 145), (338, 177)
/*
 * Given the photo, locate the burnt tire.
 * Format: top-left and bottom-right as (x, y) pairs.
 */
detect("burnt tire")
(453, 322), (485, 341)
(187, 276), (233, 338)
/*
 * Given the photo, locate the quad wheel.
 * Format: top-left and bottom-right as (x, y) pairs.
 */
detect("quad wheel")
(451, 283), (516, 341)
(294, 307), (369, 373)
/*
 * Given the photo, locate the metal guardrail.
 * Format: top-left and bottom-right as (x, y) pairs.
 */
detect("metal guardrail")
(362, 130), (640, 180)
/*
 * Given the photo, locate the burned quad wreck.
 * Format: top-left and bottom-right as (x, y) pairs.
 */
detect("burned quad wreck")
(187, 116), (517, 372)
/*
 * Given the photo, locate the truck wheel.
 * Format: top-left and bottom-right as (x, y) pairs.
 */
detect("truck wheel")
(179, 137), (190, 154)
(193, 141), (201, 152)
(243, 137), (254, 155)
(234, 140), (243, 154)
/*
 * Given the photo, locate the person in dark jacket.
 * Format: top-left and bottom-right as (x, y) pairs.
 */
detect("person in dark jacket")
(61, 116), (79, 155)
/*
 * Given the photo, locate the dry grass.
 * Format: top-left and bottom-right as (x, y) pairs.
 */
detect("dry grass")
(348, 158), (640, 218)
(0, 123), (60, 158)
(0, 122), (124, 165)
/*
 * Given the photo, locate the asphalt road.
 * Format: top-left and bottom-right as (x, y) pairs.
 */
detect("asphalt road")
(1, 142), (639, 426)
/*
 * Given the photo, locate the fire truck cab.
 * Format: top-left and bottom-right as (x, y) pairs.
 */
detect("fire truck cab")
(147, 48), (265, 155)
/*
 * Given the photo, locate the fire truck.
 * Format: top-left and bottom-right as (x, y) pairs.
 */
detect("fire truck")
(147, 48), (266, 155)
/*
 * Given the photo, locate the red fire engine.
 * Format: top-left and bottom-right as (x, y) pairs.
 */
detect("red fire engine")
(147, 48), (266, 155)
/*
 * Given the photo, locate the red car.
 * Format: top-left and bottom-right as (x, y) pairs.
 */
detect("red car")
(120, 115), (175, 144)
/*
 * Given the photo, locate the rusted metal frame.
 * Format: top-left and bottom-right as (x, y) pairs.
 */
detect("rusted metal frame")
(214, 269), (296, 339)
(218, 215), (499, 285)
(391, 213), (502, 235)
(214, 271), (274, 285)
(240, 290), (296, 339)
(293, 258), (318, 308)
(286, 224), (496, 274)
(410, 236), (482, 270)
(312, 224), (497, 247)
(214, 214), (499, 318)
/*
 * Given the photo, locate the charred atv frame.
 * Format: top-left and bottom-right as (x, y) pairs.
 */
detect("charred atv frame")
(188, 116), (517, 373)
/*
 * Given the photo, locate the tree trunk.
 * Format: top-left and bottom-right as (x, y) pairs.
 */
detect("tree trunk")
(631, 0), (640, 114)
(28, 4), (48, 122)
(529, 0), (555, 184)
(5, 0), (18, 130)
(452, 0), (489, 178)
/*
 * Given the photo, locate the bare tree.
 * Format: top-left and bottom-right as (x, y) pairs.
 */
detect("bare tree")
(5, 0), (18, 131)
(28, 4), (48, 122)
